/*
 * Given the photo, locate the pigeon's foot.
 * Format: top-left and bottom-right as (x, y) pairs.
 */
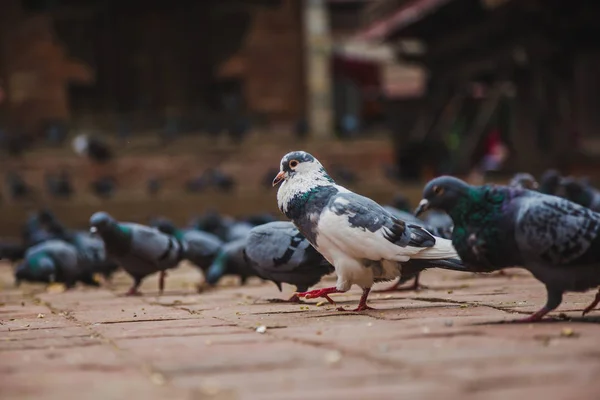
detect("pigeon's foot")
(337, 288), (375, 312)
(515, 307), (551, 323)
(582, 289), (600, 316)
(267, 294), (304, 304)
(125, 288), (142, 296)
(296, 287), (344, 306)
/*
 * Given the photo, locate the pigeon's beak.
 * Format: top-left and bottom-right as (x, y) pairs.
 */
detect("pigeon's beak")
(272, 171), (286, 187)
(90, 226), (98, 234)
(414, 199), (429, 217)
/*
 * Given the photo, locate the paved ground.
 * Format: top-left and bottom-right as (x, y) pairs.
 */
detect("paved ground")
(2, 261), (600, 400)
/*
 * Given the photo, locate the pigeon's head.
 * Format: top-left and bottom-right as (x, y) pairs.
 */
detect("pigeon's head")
(150, 217), (177, 235)
(272, 151), (328, 187)
(415, 176), (470, 217)
(89, 211), (116, 234)
(560, 177), (589, 202)
(509, 172), (539, 190)
(539, 169), (561, 195)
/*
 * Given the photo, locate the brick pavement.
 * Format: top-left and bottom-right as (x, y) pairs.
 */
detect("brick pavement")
(2, 261), (600, 400)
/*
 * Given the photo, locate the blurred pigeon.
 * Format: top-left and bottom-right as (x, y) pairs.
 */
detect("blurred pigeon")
(416, 175), (600, 322)
(191, 210), (252, 242)
(72, 134), (113, 163)
(560, 177), (600, 211)
(204, 168), (235, 192)
(539, 169), (561, 196)
(90, 212), (184, 295)
(70, 231), (120, 282)
(273, 151), (465, 311)
(45, 170), (74, 199)
(15, 240), (100, 288)
(204, 238), (258, 286)
(91, 176), (116, 199)
(6, 171), (32, 200)
(147, 177), (161, 197)
(0, 240), (27, 262)
(244, 213), (278, 227)
(151, 217), (223, 273)
(244, 221), (334, 302)
(185, 175), (207, 193)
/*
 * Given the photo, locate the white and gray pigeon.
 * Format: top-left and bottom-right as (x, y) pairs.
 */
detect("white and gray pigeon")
(273, 151), (465, 311)
(15, 239), (100, 288)
(243, 221), (334, 302)
(90, 212), (184, 295)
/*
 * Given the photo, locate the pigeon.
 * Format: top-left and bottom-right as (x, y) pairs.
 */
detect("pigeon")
(72, 134), (113, 163)
(0, 240), (27, 262)
(91, 176), (116, 199)
(509, 172), (539, 190)
(204, 238), (258, 286)
(151, 217), (223, 273)
(560, 177), (600, 211)
(415, 175), (600, 322)
(89, 212), (184, 295)
(273, 151), (466, 311)
(539, 169), (562, 196)
(191, 211), (252, 242)
(15, 240), (100, 288)
(6, 171), (32, 200)
(243, 221), (334, 302)
(70, 231), (120, 282)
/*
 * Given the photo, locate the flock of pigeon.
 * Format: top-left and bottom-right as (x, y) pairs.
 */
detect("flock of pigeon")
(2, 151), (600, 323)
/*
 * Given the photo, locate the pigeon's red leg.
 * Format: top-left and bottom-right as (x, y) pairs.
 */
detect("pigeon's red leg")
(297, 287), (344, 306)
(582, 289), (600, 316)
(516, 307), (551, 323)
(342, 288), (375, 312)
(125, 277), (142, 296)
(158, 271), (167, 294)
(515, 287), (562, 322)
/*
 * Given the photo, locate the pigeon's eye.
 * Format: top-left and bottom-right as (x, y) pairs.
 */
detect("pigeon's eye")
(289, 160), (299, 169)
(432, 186), (444, 195)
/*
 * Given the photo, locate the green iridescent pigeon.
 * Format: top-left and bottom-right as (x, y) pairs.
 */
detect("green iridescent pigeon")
(415, 176), (600, 322)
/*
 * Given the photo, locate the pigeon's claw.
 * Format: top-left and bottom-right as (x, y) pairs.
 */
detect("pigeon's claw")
(296, 287), (343, 305)
(515, 307), (551, 323)
(582, 289), (600, 316)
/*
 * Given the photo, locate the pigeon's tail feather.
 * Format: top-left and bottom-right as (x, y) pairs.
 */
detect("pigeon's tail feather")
(413, 237), (459, 260)
(403, 257), (466, 272)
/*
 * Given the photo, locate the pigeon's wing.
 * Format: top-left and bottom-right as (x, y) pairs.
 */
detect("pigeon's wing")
(245, 222), (308, 272)
(320, 191), (457, 262)
(183, 230), (223, 257)
(516, 195), (600, 265)
(127, 224), (183, 267)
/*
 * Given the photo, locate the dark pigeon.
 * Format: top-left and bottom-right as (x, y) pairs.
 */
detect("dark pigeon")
(243, 221), (334, 302)
(416, 175), (600, 322)
(204, 238), (258, 286)
(190, 211), (252, 242)
(151, 217), (223, 273)
(6, 171), (32, 200)
(45, 170), (74, 199)
(560, 177), (600, 211)
(15, 240), (100, 288)
(90, 212), (184, 295)
(0, 240), (27, 262)
(539, 169), (562, 196)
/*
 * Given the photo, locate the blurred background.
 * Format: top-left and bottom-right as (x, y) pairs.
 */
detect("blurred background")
(1, 0), (599, 236)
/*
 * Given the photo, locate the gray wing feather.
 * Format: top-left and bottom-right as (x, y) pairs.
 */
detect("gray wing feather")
(516, 195), (600, 264)
(330, 193), (435, 248)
